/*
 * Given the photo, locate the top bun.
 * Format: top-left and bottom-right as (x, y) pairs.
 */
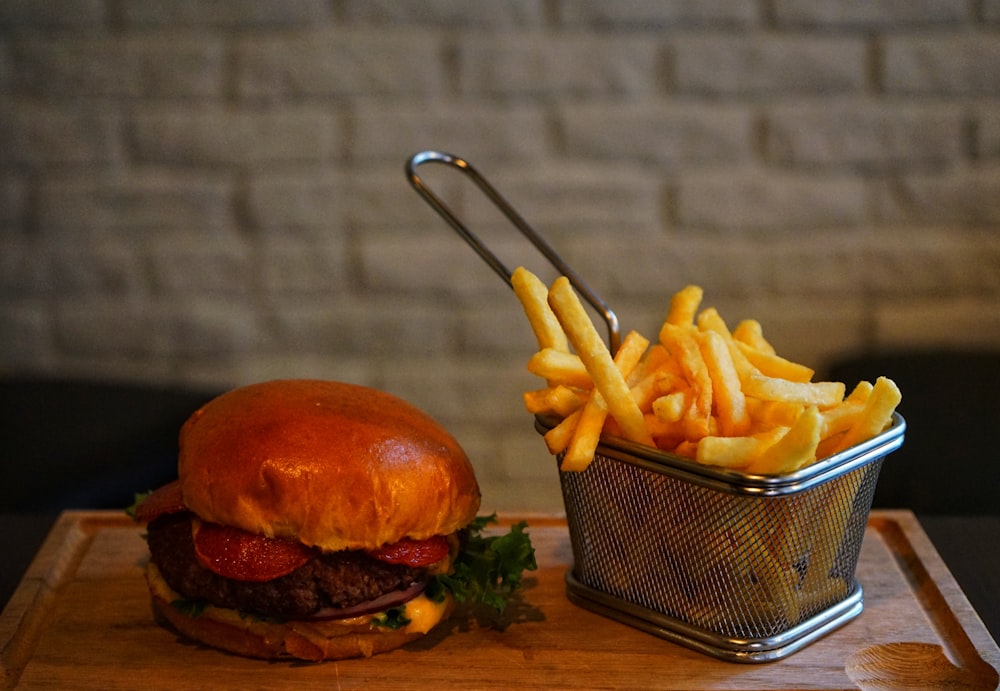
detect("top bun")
(177, 379), (481, 553)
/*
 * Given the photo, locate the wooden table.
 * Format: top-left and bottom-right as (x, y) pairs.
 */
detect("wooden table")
(1, 510), (998, 690)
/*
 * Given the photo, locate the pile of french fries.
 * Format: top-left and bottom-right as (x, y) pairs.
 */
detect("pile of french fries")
(514, 267), (901, 474)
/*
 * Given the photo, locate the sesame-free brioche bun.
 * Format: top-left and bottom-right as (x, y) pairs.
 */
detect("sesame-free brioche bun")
(177, 379), (481, 553)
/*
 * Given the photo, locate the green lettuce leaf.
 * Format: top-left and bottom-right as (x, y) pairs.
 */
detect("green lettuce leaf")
(372, 607), (411, 630)
(428, 514), (537, 614)
(124, 490), (153, 520)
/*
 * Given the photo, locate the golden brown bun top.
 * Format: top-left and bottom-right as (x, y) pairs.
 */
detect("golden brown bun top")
(178, 379), (481, 552)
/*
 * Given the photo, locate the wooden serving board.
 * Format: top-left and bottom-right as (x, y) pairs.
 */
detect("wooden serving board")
(2, 510), (998, 690)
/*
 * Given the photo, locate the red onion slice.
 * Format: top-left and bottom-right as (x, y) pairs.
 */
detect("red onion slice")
(305, 580), (428, 620)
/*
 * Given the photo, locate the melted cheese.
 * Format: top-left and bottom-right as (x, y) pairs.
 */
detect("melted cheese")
(398, 592), (450, 634)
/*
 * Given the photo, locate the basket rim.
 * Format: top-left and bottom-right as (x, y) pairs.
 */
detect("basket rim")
(537, 412), (905, 496)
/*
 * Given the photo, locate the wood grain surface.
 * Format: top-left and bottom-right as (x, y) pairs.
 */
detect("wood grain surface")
(2, 510), (998, 690)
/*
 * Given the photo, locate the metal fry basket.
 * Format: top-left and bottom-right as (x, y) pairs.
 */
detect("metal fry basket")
(542, 413), (904, 662)
(406, 151), (906, 663)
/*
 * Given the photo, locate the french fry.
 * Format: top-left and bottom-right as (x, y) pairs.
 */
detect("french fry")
(629, 370), (681, 413)
(696, 427), (787, 468)
(542, 408), (581, 455)
(628, 344), (673, 385)
(561, 330), (650, 471)
(743, 374), (845, 409)
(695, 435), (759, 468)
(736, 342), (814, 383)
(743, 532), (802, 626)
(609, 329), (651, 380)
(545, 385), (586, 417)
(746, 398), (804, 429)
(695, 306), (730, 336)
(561, 391), (609, 472)
(819, 399), (865, 439)
(524, 385), (586, 417)
(815, 433), (845, 462)
(732, 319), (776, 355)
(801, 484), (853, 595)
(833, 376), (901, 453)
(814, 381), (878, 458)
(659, 323), (713, 440)
(800, 576), (849, 614)
(698, 329), (751, 437)
(526, 348), (593, 389)
(511, 266), (569, 352)
(548, 277), (654, 447)
(745, 406), (823, 475)
(523, 388), (550, 415)
(643, 412), (682, 441)
(665, 284), (704, 328)
(673, 440), (698, 458)
(846, 380), (874, 403)
(652, 390), (688, 423)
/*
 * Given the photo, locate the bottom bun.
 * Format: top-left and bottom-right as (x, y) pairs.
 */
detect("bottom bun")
(145, 562), (453, 661)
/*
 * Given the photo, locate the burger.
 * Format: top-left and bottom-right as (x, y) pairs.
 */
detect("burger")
(130, 379), (534, 661)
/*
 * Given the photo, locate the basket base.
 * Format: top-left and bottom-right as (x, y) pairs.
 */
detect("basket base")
(565, 570), (864, 663)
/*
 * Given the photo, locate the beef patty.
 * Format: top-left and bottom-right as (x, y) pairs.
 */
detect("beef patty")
(146, 512), (424, 619)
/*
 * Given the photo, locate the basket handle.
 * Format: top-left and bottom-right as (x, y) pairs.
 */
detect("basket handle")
(405, 150), (621, 354)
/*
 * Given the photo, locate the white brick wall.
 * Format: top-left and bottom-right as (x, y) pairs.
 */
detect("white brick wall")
(2, 1), (999, 513)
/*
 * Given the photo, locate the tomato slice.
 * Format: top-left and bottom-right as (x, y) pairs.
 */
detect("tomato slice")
(133, 480), (185, 523)
(368, 535), (450, 567)
(192, 520), (313, 582)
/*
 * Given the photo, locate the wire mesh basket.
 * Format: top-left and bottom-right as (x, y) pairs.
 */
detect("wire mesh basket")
(540, 412), (904, 662)
(406, 150), (907, 662)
